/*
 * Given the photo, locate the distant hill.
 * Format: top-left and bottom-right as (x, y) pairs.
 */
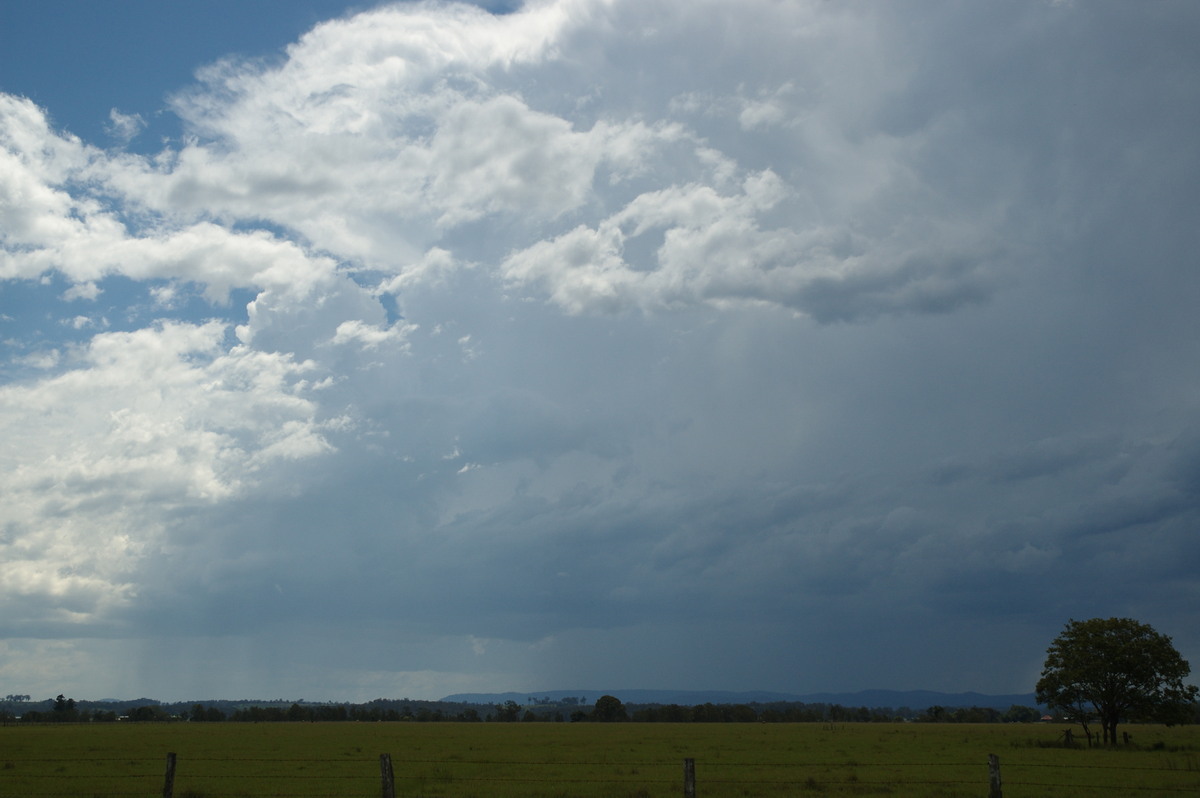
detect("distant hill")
(441, 688), (1040, 710)
(789, 690), (1041, 711)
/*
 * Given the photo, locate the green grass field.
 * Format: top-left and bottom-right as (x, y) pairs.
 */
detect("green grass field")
(2, 721), (1198, 797)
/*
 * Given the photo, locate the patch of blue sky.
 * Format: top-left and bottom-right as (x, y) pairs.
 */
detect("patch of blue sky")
(91, 275), (254, 330)
(0, 273), (251, 378)
(375, 285), (403, 326)
(475, 0), (523, 12)
(228, 217), (306, 242)
(0, 0), (376, 152)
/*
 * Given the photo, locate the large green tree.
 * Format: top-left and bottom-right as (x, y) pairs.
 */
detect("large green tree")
(1036, 617), (1197, 745)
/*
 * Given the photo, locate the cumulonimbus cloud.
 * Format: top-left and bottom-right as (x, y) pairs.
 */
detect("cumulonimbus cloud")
(2, 0), (1198, 700)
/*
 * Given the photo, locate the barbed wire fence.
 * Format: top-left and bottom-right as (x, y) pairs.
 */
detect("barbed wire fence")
(2, 751), (1198, 797)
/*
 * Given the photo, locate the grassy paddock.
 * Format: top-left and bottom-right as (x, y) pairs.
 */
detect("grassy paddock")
(2, 721), (1198, 797)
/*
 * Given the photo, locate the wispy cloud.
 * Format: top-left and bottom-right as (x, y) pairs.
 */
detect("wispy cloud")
(105, 108), (145, 143)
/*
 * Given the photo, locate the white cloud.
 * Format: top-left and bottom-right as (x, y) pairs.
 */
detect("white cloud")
(0, 321), (332, 628)
(423, 95), (597, 227)
(62, 281), (101, 301)
(669, 82), (797, 131)
(87, 1), (609, 267)
(330, 318), (416, 351)
(500, 167), (991, 318)
(376, 247), (464, 294)
(15, 349), (60, 369)
(737, 86), (792, 131)
(1, 101), (340, 301)
(65, 315), (102, 330)
(150, 283), (180, 308)
(4, 0), (1000, 322)
(105, 108), (146, 143)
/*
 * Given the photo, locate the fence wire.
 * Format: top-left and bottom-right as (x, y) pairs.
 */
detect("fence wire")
(3, 752), (1197, 797)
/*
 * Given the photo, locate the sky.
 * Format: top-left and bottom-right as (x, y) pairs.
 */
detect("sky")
(1, 0), (1198, 704)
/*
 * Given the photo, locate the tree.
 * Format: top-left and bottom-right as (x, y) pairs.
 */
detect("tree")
(1002, 704), (1041, 723)
(494, 700), (521, 722)
(1036, 618), (1198, 745)
(128, 704), (168, 722)
(51, 694), (78, 722)
(591, 694), (627, 722)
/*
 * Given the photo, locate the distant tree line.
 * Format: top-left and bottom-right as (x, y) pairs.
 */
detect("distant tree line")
(5, 693), (1196, 726)
(629, 701), (1049, 724)
(0, 696), (486, 724)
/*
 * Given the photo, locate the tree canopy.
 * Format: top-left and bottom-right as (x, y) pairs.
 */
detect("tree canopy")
(1036, 617), (1197, 745)
(591, 695), (628, 722)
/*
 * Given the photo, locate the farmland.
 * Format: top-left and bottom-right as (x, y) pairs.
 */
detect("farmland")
(2, 720), (1198, 797)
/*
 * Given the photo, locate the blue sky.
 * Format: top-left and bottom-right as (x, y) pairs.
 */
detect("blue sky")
(1, 0), (1199, 703)
(1, 2), (346, 143)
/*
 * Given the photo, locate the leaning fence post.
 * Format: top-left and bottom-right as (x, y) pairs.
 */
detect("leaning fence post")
(162, 752), (177, 798)
(683, 757), (696, 798)
(380, 753), (396, 798)
(987, 753), (1002, 798)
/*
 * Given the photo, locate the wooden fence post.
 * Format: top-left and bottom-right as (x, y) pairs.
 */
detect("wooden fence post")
(683, 757), (696, 798)
(987, 753), (1002, 798)
(380, 753), (395, 798)
(162, 752), (176, 798)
